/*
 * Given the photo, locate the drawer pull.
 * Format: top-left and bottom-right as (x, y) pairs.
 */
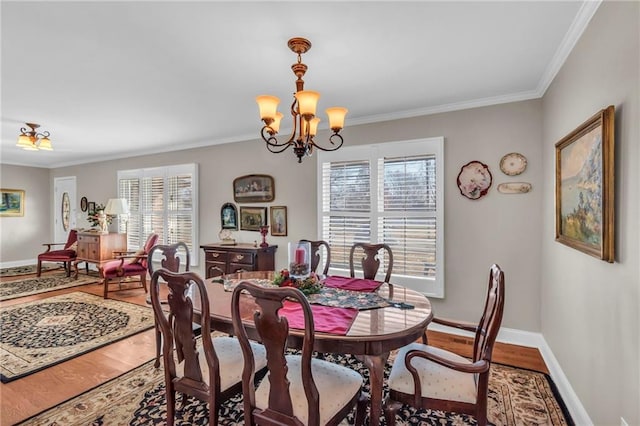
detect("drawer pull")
(234, 255), (244, 261)
(212, 253), (220, 258)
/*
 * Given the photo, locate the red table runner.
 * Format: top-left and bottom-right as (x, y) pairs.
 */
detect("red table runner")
(280, 300), (358, 335)
(323, 276), (381, 292)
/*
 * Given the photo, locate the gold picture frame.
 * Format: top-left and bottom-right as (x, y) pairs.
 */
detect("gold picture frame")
(0, 189), (25, 217)
(240, 206), (268, 231)
(555, 105), (615, 262)
(270, 206), (288, 236)
(233, 174), (275, 203)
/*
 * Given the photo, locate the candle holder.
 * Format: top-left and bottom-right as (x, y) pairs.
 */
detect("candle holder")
(288, 241), (310, 280)
(259, 226), (269, 248)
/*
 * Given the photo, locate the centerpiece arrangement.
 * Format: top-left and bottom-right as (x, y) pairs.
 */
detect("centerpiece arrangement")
(272, 269), (323, 295)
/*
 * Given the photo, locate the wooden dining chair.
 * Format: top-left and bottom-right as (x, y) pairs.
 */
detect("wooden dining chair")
(150, 268), (268, 426)
(231, 281), (367, 426)
(147, 241), (193, 368)
(349, 242), (394, 283)
(383, 264), (505, 426)
(299, 239), (331, 275)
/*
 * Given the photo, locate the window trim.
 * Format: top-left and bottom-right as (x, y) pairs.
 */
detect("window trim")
(317, 138), (444, 297)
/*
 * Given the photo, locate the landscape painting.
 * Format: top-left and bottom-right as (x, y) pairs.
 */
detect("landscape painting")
(0, 189), (25, 217)
(555, 106), (615, 262)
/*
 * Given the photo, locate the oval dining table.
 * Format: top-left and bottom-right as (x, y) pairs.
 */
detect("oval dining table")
(190, 270), (433, 426)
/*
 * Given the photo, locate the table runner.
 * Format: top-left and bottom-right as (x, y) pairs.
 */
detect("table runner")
(279, 300), (358, 335)
(323, 275), (381, 292)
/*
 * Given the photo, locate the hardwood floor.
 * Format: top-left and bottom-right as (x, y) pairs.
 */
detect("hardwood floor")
(0, 269), (548, 426)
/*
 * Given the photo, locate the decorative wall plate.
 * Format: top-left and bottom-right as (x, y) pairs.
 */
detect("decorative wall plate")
(499, 152), (527, 176)
(497, 182), (532, 194)
(457, 161), (492, 200)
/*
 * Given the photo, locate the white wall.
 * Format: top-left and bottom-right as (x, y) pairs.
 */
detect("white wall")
(0, 164), (50, 264)
(541, 1), (640, 425)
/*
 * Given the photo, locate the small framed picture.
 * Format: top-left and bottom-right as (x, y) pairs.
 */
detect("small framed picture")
(0, 188), (25, 217)
(221, 202), (238, 230)
(270, 206), (287, 236)
(80, 196), (88, 212)
(87, 201), (96, 214)
(240, 206), (268, 231)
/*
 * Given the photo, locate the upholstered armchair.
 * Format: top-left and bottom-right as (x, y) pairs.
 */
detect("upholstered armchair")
(37, 229), (78, 277)
(99, 233), (158, 298)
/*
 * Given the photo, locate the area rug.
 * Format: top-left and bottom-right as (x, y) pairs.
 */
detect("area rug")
(18, 352), (573, 425)
(0, 292), (154, 383)
(0, 264), (60, 277)
(0, 275), (99, 301)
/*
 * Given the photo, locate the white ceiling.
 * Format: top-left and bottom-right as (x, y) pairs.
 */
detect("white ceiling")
(1, 1), (599, 169)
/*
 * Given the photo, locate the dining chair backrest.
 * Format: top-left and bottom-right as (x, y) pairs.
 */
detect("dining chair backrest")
(147, 241), (190, 275)
(231, 282), (317, 424)
(299, 239), (331, 275)
(472, 264), (505, 363)
(349, 242), (394, 283)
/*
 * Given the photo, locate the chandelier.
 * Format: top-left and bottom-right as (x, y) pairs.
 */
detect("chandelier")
(16, 122), (53, 151)
(256, 37), (348, 163)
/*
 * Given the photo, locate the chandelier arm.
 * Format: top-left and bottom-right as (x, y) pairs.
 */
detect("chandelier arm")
(309, 133), (345, 152)
(37, 131), (51, 138)
(260, 128), (293, 154)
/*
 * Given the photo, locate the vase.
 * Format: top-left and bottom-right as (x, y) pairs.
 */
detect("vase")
(288, 241), (310, 280)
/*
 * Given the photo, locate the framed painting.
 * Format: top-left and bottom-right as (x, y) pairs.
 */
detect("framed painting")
(233, 174), (275, 203)
(555, 105), (615, 262)
(88, 201), (96, 214)
(270, 206), (288, 236)
(221, 202), (238, 230)
(240, 206), (268, 231)
(0, 189), (25, 217)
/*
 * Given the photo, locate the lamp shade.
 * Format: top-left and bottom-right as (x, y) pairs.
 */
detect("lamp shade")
(295, 90), (320, 116)
(105, 198), (129, 215)
(256, 95), (280, 121)
(38, 137), (53, 151)
(326, 107), (348, 131)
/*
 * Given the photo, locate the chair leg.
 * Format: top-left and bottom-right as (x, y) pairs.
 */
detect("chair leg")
(141, 273), (148, 293)
(65, 262), (71, 277)
(154, 324), (162, 368)
(36, 260), (42, 277)
(166, 387), (176, 426)
(103, 278), (109, 299)
(383, 397), (402, 426)
(354, 392), (368, 426)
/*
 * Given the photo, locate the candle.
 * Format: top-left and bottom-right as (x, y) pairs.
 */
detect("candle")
(295, 247), (305, 264)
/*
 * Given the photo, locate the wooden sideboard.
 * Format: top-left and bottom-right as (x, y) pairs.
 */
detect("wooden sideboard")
(75, 232), (127, 277)
(200, 243), (277, 278)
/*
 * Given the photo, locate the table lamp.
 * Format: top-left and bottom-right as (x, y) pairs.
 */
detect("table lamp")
(105, 198), (130, 234)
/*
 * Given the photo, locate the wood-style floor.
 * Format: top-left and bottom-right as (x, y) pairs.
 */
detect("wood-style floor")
(0, 269), (548, 426)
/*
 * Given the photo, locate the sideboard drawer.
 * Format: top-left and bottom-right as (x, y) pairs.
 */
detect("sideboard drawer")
(78, 234), (99, 244)
(228, 252), (253, 265)
(206, 251), (227, 262)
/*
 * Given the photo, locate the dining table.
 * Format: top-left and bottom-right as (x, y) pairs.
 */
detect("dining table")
(190, 270), (433, 426)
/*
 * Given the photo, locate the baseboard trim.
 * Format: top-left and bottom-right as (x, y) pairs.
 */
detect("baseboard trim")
(428, 323), (593, 425)
(0, 259), (37, 269)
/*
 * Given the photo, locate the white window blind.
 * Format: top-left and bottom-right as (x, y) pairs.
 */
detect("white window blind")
(117, 164), (198, 266)
(318, 138), (444, 297)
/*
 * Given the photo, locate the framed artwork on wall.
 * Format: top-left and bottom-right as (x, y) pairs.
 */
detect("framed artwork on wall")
(270, 206), (287, 236)
(87, 201), (96, 214)
(555, 105), (615, 262)
(80, 196), (88, 212)
(240, 206), (268, 231)
(221, 202), (238, 230)
(233, 174), (275, 203)
(0, 188), (25, 217)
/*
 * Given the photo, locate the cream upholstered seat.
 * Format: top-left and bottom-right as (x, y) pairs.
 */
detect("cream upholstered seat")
(384, 264), (505, 426)
(388, 343), (477, 403)
(175, 335), (267, 393)
(231, 281), (367, 426)
(254, 355), (363, 425)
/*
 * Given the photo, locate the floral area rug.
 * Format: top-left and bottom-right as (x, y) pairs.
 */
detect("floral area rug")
(0, 292), (154, 383)
(19, 351), (573, 425)
(0, 275), (99, 301)
(0, 264), (61, 277)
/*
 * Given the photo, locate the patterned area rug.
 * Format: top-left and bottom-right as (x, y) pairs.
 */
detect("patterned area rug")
(19, 351), (572, 425)
(0, 275), (99, 301)
(0, 292), (154, 383)
(0, 264), (60, 277)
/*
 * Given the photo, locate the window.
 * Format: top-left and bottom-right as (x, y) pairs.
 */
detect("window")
(117, 163), (198, 266)
(318, 138), (444, 297)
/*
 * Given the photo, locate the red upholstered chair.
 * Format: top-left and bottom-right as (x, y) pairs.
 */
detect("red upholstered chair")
(99, 233), (159, 299)
(37, 229), (78, 277)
